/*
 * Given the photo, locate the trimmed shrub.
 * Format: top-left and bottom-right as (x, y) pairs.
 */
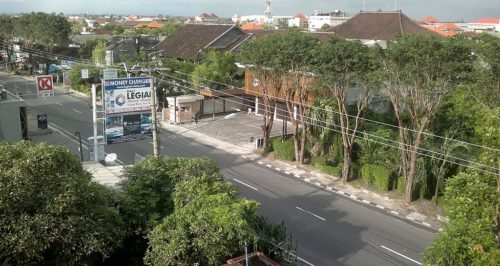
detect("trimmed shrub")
(361, 164), (390, 191)
(397, 176), (405, 194)
(271, 138), (295, 161)
(311, 157), (343, 177)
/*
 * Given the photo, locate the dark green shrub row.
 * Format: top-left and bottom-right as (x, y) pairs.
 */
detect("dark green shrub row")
(271, 138), (295, 161)
(361, 164), (390, 191)
(311, 156), (343, 177)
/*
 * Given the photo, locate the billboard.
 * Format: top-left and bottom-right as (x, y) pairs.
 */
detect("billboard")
(36, 75), (54, 97)
(104, 77), (152, 115)
(105, 113), (152, 144)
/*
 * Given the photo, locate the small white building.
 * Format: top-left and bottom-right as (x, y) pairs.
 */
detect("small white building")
(164, 95), (204, 124)
(467, 18), (500, 32)
(308, 10), (350, 31)
(288, 13), (308, 29)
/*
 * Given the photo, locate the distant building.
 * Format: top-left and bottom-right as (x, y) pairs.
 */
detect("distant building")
(195, 13), (220, 24)
(308, 10), (350, 31)
(467, 18), (500, 32)
(288, 13), (309, 29)
(241, 22), (264, 30)
(325, 11), (441, 46)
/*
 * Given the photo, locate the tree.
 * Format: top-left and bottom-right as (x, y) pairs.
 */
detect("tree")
(382, 34), (474, 203)
(144, 171), (258, 265)
(78, 38), (106, 59)
(240, 33), (287, 149)
(0, 142), (125, 265)
(424, 170), (498, 265)
(313, 37), (380, 182)
(278, 30), (319, 164)
(92, 39), (107, 66)
(0, 15), (16, 70)
(191, 50), (241, 89)
(15, 12), (71, 51)
(68, 64), (101, 92)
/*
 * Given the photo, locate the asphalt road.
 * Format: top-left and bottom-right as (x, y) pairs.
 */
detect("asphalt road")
(1, 73), (435, 266)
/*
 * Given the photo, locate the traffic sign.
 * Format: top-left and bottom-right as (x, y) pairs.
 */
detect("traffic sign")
(35, 75), (54, 97)
(103, 68), (118, 80)
(81, 69), (89, 79)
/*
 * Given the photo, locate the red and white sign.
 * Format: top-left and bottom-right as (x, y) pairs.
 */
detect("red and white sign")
(36, 75), (54, 96)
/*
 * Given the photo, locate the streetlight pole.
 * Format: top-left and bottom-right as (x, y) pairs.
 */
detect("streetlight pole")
(92, 83), (98, 161)
(150, 77), (159, 158)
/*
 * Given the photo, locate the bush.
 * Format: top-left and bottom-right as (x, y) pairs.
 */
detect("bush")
(311, 156), (343, 177)
(397, 176), (405, 194)
(361, 164), (390, 191)
(271, 138), (295, 161)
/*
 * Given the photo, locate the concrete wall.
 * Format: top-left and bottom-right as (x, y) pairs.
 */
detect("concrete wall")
(0, 99), (25, 141)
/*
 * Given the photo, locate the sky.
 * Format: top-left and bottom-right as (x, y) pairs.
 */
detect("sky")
(1, 0), (499, 22)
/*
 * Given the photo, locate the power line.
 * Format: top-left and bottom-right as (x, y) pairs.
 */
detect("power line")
(169, 67), (500, 153)
(154, 73), (499, 175)
(7, 45), (497, 170)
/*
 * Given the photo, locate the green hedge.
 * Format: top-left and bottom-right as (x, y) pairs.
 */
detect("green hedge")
(397, 176), (405, 194)
(361, 164), (390, 191)
(271, 138), (295, 161)
(311, 157), (343, 177)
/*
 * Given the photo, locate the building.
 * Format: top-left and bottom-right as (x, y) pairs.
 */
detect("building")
(308, 10), (351, 31)
(326, 10), (441, 46)
(151, 24), (251, 61)
(0, 89), (28, 141)
(288, 13), (309, 29)
(467, 18), (500, 32)
(195, 13), (220, 24)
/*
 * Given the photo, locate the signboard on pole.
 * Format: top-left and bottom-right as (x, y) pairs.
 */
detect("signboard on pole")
(103, 77), (153, 144)
(81, 69), (89, 79)
(103, 77), (152, 115)
(105, 113), (152, 144)
(103, 68), (118, 80)
(35, 75), (54, 97)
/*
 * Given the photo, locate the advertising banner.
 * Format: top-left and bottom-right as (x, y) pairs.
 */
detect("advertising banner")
(105, 112), (152, 144)
(104, 77), (152, 115)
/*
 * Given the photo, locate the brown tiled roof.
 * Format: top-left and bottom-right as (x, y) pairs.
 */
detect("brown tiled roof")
(326, 11), (441, 40)
(152, 24), (249, 60)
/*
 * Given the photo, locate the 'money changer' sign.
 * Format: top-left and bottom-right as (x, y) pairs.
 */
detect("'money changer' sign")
(104, 77), (152, 115)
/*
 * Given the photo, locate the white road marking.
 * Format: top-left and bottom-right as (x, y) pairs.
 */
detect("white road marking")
(73, 109), (82, 114)
(275, 167), (281, 171)
(55, 102), (63, 105)
(390, 210), (400, 215)
(297, 256), (315, 266)
(296, 206), (326, 221)
(284, 171), (290, 175)
(266, 164), (272, 168)
(376, 204), (385, 210)
(258, 161), (263, 164)
(233, 178), (258, 191)
(422, 222), (432, 227)
(380, 245), (422, 265)
(362, 199), (371, 204)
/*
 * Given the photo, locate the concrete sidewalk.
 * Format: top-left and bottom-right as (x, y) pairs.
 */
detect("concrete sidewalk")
(161, 112), (445, 231)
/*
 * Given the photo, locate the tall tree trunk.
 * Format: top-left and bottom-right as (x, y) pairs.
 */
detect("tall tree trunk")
(341, 146), (351, 184)
(403, 117), (428, 203)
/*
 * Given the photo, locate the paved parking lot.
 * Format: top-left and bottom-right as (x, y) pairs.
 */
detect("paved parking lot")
(169, 112), (291, 150)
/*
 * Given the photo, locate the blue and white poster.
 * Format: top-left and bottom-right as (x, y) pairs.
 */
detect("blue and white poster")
(104, 77), (152, 115)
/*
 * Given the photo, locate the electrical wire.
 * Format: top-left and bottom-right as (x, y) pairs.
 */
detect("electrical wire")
(154, 74), (499, 176)
(5, 45), (497, 173)
(168, 67), (500, 153)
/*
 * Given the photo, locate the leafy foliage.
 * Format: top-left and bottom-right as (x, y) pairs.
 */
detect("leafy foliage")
(144, 173), (258, 265)
(361, 164), (390, 191)
(191, 50), (241, 89)
(0, 142), (125, 265)
(68, 64), (101, 92)
(271, 137), (295, 161)
(424, 171), (498, 265)
(14, 12), (71, 49)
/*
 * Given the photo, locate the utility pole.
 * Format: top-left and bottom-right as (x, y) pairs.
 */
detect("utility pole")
(92, 84), (98, 161)
(150, 77), (159, 158)
(76, 131), (84, 161)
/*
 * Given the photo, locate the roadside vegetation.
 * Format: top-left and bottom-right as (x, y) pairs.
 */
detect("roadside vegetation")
(0, 142), (296, 265)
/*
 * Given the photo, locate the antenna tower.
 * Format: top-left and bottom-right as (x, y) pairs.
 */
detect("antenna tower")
(265, 0), (272, 18)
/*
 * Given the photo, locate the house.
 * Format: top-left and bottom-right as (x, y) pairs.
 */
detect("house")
(151, 24), (251, 61)
(308, 10), (351, 31)
(240, 22), (264, 31)
(467, 18), (500, 32)
(423, 23), (462, 37)
(136, 21), (164, 30)
(195, 13), (220, 24)
(325, 10), (441, 46)
(288, 13), (309, 29)
(105, 36), (161, 65)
